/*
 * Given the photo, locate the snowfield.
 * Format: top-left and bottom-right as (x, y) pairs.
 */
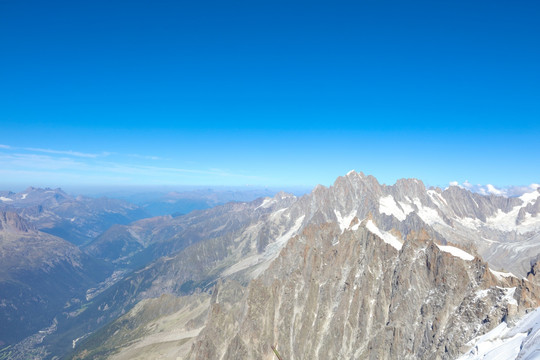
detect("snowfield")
(459, 307), (540, 360)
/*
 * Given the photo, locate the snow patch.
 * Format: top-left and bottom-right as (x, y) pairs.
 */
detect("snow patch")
(270, 207), (288, 220)
(262, 215), (305, 261)
(499, 287), (517, 306)
(427, 189), (448, 207)
(334, 209), (357, 233)
(520, 212), (540, 230)
(469, 195), (480, 208)
(229, 215), (306, 279)
(222, 254), (261, 276)
(365, 220), (402, 250)
(487, 209), (539, 234)
(379, 195), (410, 221)
(490, 269), (517, 280)
(457, 217), (482, 230)
(413, 198), (445, 225)
(436, 244), (475, 261)
(0, 196), (13, 202)
(350, 219), (364, 232)
(255, 197), (275, 210)
(483, 189), (540, 233)
(474, 289), (490, 300)
(398, 201), (414, 215)
(519, 189), (540, 204)
(21, 193), (28, 200)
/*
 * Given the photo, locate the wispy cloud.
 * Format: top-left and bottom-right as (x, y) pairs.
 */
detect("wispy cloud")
(128, 153), (162, 161)
(23, 147), (105, 158)
(0, 150), (265, 186)
(1, 153), (89, 170)
(3, 145), (167, 163)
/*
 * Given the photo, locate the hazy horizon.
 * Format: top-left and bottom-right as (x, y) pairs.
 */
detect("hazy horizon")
(1, 172), (538, 200)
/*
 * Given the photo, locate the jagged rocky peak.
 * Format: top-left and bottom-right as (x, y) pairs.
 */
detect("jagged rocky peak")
(306, 171), (380, 220)
(253, 191), (296, 213)
(273, 190), (295, 200)
(24, 186), (66, 195)
(312, 182), (327, 192)
(329, 172), (433, 213)
(268, 190), (297, 209)
(394, 177), (427, 195)
(337, 169), (381, 193)
(5, 186), (72, 206)
(0, 211), (34, 233)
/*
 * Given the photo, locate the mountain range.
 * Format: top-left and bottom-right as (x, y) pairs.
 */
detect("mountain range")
(0, 187), (148, 245)
(1, 171), (539, 359)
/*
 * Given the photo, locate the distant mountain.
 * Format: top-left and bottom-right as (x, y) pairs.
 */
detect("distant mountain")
(83, 215), (175, 267)
(0, 187), (149, 245)
(134, 188), (294, 217)
(6, 171), (540, 359)
(0, 211), (111, 347)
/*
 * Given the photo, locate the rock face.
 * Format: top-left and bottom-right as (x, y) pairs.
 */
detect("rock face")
(68, 293), (211, 360)
(187, 222), (540, 360)
(0, 210), (34, 232)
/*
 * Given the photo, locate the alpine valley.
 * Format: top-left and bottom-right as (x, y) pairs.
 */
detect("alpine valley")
(2, 171), (540, 360)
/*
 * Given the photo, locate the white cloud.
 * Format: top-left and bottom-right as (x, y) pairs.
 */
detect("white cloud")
(476, 187), (485, 195)
(0, 144), (11, 149)
(446, 181), (539, 197)
(486, 184), (505, 196)
(462, 180), (473, 189)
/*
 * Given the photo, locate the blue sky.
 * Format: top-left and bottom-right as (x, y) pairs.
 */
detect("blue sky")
(1, 0), (539, 190)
